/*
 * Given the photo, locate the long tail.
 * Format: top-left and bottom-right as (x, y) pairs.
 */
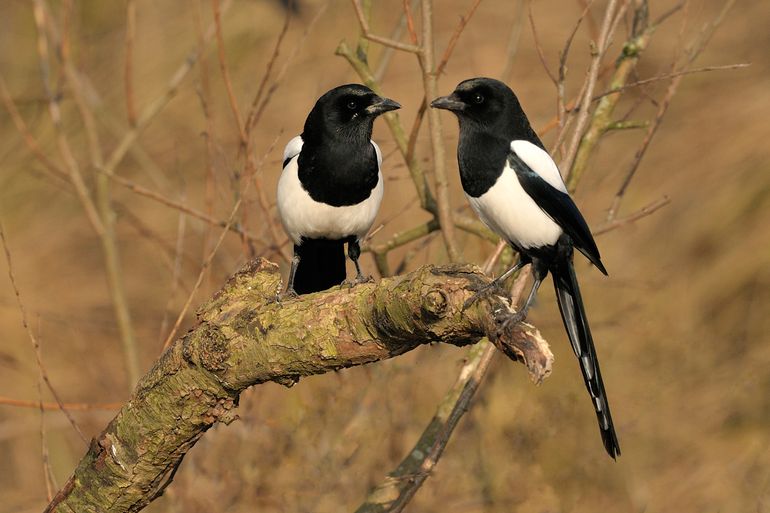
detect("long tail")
(551, 257), (620, 459)
(293, 238), (346, 294)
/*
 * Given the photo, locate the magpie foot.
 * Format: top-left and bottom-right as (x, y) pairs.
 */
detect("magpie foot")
(271, 288), (298, 303)
(342, 274), (374, 288)
(463, 281), (505, 310)
(499, 309), (528, 332)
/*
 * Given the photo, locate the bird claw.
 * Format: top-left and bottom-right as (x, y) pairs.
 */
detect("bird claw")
(270, 288), (298, 303)
(342, 274), (374, 288)
(463, 281), (501, 310)
(499, 310), (528, 332)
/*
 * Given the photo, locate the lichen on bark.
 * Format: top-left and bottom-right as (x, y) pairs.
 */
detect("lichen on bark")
(45, 258), (551, 513)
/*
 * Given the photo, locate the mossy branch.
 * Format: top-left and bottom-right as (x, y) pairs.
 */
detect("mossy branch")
(44, 258), (552, 513)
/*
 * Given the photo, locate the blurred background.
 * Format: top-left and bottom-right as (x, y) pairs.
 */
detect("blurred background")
(1, 0), (769, 512)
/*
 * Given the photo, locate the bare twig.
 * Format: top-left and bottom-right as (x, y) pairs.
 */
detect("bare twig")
(500, 0), (527, 82)
(31, 0), (105, 236)
(105, 171), (268, 246)
(560, 0), (621, 175)
(124, 0), (137, 126)
(161, 198), (242, 351)
(211, 0), (247, 148)
(356, 246), (534, 513)
(158, 202), (188, 345)
(0, 74), (69, 183)
(528, 4), (557, 85)
(0, 396), (122, 411)
(607, 0), (736, 219)
(593, 63), (749, 100)
(557, 1), (593, 129)
(102, 0), (233, 178)
(567, 0), (652, 190)
(351, 0), (422, 53)
(594, 195), (670, 235)
(244, 7), (291, 139)
(0, 223), (87, 443)
(36, 330), (57, 501)
(53, 0), (142, 388)
(419, 0), (461, 262)
(374, 2), (417, 82)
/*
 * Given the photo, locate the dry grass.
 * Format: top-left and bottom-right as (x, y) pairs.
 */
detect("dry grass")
(1, 0), (769, 512)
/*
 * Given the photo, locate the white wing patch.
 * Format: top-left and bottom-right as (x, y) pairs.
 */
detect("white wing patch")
(466, 157), (563, 249)
(282, 135), (304, 166)
(510, 140), (567, 193)
(276, 139), (383, 245)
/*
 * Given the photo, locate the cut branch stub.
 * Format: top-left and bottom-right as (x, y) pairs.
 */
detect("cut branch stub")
(45, 258), (551, 513)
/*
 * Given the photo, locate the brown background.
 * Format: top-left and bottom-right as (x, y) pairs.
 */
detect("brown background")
(1, 1), (769, 512)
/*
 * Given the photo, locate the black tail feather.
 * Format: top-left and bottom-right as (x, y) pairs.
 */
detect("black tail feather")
(551, 257), (620, 459)
(293, 238), (346, 294)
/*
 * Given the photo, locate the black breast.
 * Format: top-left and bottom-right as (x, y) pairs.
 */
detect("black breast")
(457, 131), (510, 198)
(297, 141), (379, 207)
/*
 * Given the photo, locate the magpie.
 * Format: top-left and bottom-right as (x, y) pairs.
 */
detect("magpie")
(431, 77), (620, 458)
(277, 84), (400, 295)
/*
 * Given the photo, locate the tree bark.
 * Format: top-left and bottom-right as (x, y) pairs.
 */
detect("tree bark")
(44, 258), (552, 513)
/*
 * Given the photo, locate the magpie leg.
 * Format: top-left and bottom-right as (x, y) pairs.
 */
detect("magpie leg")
(342, 238), (373, 287)
(463, 256), (530, 310)
(277, 251), (300, 300)
(501, 259), (548, 328)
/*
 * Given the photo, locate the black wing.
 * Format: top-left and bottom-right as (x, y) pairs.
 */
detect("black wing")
(508, 151), (607, 275)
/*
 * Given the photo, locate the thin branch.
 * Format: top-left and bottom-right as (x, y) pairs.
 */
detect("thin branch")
(161, 199), (242, 351)
(244, 6), (291, 138)
(528, 4), (557, 85)
(593, 62), (749, 100)
(102, 0), (233, 178)
(124, 0), (137, 126)
(607, 0), (736, 219)
(351, 0), (422, 53)
(419, 0), (461, 262)
(593, 195), (670, 235)
(0, 74), (69, 183)
(567, 0), (653, 190)
(499, 0), (527, 82)
(31, 0), (105, 236)
(437, 0), (483, 76)
(403, 0), (419, 45)
(36, 328), (57, 501)
(373, 2), (416, 82)
(0, 223), (87, 443)
(105, 171), (269, 248)
(211, 0), (247, 148)
(53, 0), (141, 387)
(557, 0), (593, 129)
(560, 0), (621, 175)
(0, 396), (122, 411)
(356, 246), (533, 513)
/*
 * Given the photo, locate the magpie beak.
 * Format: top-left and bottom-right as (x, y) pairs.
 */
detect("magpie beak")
(366, 97), (401, 115)
(430, 95), (465, 112)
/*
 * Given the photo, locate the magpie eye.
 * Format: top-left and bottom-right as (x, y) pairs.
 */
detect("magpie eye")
(347, 100), (358, 110)
(473, 93), (484, 104)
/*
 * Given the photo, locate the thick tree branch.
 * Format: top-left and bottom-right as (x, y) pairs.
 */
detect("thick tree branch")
(45, 259), (551, 513)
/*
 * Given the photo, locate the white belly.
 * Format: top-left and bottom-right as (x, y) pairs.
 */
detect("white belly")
(277, 157), (383, 244)
(467, 165), (562, 249)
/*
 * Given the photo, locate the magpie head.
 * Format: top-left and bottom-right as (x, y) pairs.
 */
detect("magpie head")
(431, 77), (525, 134)
(304, 84), (400, 141)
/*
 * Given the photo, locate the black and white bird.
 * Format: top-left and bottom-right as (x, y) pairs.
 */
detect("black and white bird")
(431, 77), (620, 458)
(277, 84), (400, 295)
